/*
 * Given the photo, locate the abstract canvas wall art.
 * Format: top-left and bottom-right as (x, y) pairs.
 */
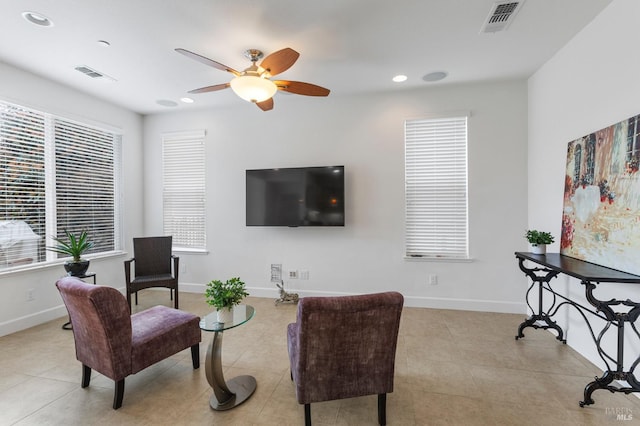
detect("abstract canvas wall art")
(561, 114), (640, 275)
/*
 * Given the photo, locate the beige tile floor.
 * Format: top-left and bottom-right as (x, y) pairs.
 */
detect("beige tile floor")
(1, 290), (640, 425)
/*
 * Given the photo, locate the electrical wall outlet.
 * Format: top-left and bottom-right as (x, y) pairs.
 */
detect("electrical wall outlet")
(288, 270), (298, 279)
(300, 270), (309, 280)
(27, 288), (35, 301)
(428, 274), (438, 285)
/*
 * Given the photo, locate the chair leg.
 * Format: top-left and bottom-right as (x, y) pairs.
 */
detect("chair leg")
(81, 364), (91, 388)
(174, 287), (179, 309)
(304, 403), (311, 426)
(170, 288), (173, 300)
(191, 344), (200, 369)
(378, 394), (387, 425)
(126, 291), (132, 313)
(113, 379), (125, 409)
(135, 291), (138, 305)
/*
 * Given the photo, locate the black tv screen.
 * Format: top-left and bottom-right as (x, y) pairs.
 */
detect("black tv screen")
(246, 166), (345, 227)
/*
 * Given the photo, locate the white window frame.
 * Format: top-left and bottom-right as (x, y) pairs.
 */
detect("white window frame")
(162, 130), (206, 252)
(405, 114), (469, 260)
(0, 99), (122, 271)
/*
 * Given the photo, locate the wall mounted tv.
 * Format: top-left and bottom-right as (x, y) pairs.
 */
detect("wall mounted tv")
(246, 166), (345, 227)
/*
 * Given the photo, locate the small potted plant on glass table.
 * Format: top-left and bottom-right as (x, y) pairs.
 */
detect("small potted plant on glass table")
(205, 277), (249, 323)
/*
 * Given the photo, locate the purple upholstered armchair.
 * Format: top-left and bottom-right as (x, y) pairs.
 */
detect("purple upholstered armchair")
(56, 276), (201, 409)
(287, 292), (404, 426)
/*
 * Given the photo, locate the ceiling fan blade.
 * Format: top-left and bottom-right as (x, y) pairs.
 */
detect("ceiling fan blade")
(175, 48), (240, 76)
(260, 48), (300, 76)
(274, 81), (330, 97)
(256, 98), (274, 111)
(188, 83), (230, 94)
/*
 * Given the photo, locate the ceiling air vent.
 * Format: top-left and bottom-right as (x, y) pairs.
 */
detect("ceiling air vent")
(74, 65), (117, 81)
(75, 65), (104, 78)
(480, 0), (525, 33)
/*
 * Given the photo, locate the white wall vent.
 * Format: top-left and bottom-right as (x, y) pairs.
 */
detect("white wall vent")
(480, 0), (525, 33)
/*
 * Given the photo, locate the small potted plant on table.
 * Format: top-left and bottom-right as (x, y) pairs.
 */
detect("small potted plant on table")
(525, 229), (555, 255)
(205, 277), (249, 323)
(47, 230), (94, 276)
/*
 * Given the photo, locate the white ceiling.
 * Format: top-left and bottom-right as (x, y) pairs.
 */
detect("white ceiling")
(0, 0), (612, 115)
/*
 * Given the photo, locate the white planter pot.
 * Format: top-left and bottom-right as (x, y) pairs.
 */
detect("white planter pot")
(531, 244), (546, 255)
(216, 307), (234, 324)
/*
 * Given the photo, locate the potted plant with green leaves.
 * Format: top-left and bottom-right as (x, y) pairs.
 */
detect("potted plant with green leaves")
(47, 230), (94, 276)
(525, 229), (554, 255)
(205, 277), (249, 323)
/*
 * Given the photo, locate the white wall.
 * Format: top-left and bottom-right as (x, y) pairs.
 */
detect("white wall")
(0, 62), (144, 336)
(0, 57), (530, 336)
(528, 0), (640, 369)
(143, 79), (529, 311)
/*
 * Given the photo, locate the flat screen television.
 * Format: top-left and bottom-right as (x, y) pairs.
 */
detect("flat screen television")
(246, 166), (345, 227)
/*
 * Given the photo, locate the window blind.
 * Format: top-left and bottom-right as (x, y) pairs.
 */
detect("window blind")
(0, 103), (46, 267)
(405, 116), (469, 259)
(162, 130), (206, 250)
(53, 118), (121, 254)
(0, 99), (121, 270)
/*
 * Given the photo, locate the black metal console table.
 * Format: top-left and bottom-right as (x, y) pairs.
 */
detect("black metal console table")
(515, 252), (640, 407)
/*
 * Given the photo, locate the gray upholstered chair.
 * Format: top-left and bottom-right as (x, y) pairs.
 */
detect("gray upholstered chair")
(56, 276), (201, 409)
(124, 236), (179, 311)
(287, 291), (404, 426)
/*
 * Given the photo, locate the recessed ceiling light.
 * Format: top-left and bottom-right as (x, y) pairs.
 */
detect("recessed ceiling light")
(156, 100), (178, 107)
(180, 97), (194, 104)
(97, 40), (111, 48)
(423, 71), (448, 82)
(22, 11), (53, 27)
(392, 75), (408, 83)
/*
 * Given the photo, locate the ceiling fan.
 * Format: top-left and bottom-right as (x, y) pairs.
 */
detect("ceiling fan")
(175, 47), (330, 111)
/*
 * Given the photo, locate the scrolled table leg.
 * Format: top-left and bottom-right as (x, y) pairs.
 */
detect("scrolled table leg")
(580, 371), (615, 407)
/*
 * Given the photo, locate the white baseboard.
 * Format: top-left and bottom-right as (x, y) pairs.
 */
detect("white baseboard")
(183, 283), (526, 314)
(401, 296), (526, 314)
(0, 305), (68, 337)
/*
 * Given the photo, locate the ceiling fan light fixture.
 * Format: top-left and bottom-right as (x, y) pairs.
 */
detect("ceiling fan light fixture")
(176, 47), (328, 111)
(230, 75), (277, 103)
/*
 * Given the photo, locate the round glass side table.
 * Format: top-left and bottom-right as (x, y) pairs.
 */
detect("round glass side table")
(199, 305), (256, 410)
